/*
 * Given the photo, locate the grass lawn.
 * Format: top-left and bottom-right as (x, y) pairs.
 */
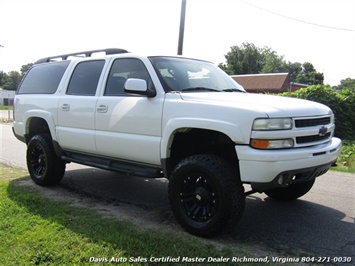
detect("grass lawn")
(0, 105), (13, 110)
(1, 164), (278, 266)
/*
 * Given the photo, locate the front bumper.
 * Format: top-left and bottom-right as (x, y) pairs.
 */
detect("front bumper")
(235, 137), (342, 185)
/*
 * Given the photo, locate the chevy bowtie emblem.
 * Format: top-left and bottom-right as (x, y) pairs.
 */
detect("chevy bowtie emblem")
(319, 126), (328, 136)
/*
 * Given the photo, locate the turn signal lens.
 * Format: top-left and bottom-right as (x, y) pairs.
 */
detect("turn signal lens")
(251, 139), (294, 149)
(250, 139), (270, 149)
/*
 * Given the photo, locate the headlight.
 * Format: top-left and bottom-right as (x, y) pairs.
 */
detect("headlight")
(253, 118), (293, 130)
(251, 139), (294, 149)
(330, 114), (335, 124)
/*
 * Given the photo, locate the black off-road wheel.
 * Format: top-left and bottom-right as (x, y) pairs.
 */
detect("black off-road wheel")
(168, 154), (245, 237)
(264, 179), (315, 201)
(26, 135), (66, 186)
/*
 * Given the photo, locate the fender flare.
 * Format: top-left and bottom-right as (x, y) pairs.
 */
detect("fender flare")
(23, 110), (57, 142)
(160, 117), (245, 160)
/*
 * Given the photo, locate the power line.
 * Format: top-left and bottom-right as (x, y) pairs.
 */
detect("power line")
(243, 1), (355, 32)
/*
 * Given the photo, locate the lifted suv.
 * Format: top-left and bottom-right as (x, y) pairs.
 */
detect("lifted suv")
(13, 48), (342, 237)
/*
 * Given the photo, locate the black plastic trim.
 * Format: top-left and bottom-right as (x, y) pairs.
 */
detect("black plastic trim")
(161, 158), (172, 179)
(61, 150), (164, 178)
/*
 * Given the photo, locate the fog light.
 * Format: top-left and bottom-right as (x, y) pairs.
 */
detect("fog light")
(278, 175), (284, 185)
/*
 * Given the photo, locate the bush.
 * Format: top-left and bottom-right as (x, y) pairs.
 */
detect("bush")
(338, 141), (355, 168)
(279, 85), (355, 140)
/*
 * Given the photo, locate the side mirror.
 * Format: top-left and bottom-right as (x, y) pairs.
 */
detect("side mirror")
(124, 78), (156, 97)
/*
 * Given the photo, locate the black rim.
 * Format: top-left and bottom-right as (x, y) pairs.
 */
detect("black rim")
(179, 174), (218, 223)
(30, 144), (47, 178)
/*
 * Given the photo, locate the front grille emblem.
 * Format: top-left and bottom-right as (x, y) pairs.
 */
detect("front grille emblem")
(319, 126), (328, 136)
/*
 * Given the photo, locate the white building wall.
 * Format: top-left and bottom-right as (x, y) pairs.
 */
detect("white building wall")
(0, 89), (15, 105)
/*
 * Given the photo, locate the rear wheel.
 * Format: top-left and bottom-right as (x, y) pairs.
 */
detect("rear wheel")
(27, 135), (66, 186)
(264, 179), (315, 201)
(169, 154), (245, 237)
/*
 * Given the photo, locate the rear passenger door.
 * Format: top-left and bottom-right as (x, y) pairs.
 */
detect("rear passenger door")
(57, 60), (105, 154)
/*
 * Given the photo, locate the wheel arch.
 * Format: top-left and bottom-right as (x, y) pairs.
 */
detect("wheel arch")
(161, 127), (240, 179)
(23, 112), (56, 144)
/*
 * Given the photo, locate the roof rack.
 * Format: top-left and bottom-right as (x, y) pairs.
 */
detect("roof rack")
(35, 48), (128, 64)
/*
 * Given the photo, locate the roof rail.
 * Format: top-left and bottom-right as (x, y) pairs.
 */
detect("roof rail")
(35, 48), (128, 64)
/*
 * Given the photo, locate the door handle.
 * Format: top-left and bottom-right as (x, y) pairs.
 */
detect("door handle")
(61, 104), (70, 111)
(97, 105), (108, 113)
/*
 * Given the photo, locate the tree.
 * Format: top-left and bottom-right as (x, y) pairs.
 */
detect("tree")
(219, 42), (264, 74)
(0, 71), (7, 88)
(289, 62), (323, 85)
(287, 62), (302, 80)
(220, 43), (324, 85)
(3, 71), (21, 90)
(335, 78), (355, 92)
(20, 63), (33, 77)
(260, 48), (288, 73)
(0, 63), (33, 90)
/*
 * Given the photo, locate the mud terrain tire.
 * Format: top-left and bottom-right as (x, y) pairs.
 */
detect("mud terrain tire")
(27, 135), (66, 186)
(169, 154), (245, 237)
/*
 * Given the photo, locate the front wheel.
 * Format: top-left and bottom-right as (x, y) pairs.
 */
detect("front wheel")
(264, 179), (315, 201)
(26, 135), (66, 186)
(168, 154), (245, 237)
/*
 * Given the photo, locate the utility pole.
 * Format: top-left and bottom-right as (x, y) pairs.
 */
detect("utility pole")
(177, 0), (187, 55)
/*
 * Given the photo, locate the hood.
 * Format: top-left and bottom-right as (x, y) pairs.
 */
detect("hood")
(179, 92), (332, 117)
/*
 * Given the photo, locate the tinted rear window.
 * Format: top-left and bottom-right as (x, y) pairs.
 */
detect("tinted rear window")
(67, 60), (105, 96)
(18, 61), (70, 94)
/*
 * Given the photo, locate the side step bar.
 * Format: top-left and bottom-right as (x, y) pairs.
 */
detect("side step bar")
(61, 152), (164, 179)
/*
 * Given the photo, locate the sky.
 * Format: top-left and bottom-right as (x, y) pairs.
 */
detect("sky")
(0, 0), (354, 86)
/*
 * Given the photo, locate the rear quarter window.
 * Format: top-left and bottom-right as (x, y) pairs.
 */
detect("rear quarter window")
(17, 61), (70, 94)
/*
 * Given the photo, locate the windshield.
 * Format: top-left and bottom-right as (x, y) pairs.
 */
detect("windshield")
(149, 57), (245, 93)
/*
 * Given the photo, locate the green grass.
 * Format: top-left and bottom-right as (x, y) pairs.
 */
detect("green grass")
(0, 105), (13, 110)
(1, 164), (268, 266)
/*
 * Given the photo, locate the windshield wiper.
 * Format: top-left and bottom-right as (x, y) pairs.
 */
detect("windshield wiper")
(180, 87), (220, 92)
(222, 88), (245, 93)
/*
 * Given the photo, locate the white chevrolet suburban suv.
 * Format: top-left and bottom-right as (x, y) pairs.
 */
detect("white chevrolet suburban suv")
(13, 48), (342, 237)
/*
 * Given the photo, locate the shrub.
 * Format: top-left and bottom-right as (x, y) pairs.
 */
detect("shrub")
(338, 141), (355, 168)
(279, 85), (355, 140)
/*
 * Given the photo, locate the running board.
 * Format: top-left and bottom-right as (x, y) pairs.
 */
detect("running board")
(61, 151), (164, 178)
(244, 189), (259, 196)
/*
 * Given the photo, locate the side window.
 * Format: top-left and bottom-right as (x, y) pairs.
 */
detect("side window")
(17, 61), (70, 94)
(67, 60), (105, 96)
(105, 58), (153, 96)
